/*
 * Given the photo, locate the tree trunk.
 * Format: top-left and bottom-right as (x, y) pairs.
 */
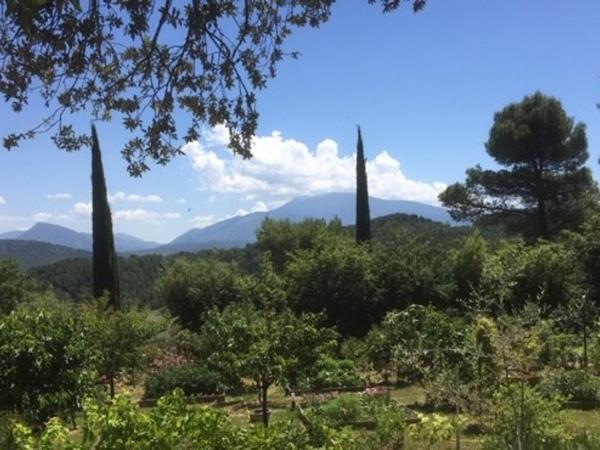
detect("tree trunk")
(537, 196), (548, 240)
(455, 364), (461, 450)
(583, 314), (589, 370)
(109, 370), (115, 399)
(261, 383), (269, 427)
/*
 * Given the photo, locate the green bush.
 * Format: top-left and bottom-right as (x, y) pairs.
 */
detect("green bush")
(302, 357), (365, 390)
(482, 384), (569, 450)
(144, 363), (234, 399)
(0, 297), (98, 425)
(539, 369), (600, 403)
(317, 395), (365, 424)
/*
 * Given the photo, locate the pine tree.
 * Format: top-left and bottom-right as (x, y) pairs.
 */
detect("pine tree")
(440, 92), (598, 240)
(356, 126), (371, 242)
(91, 125), (120, 311)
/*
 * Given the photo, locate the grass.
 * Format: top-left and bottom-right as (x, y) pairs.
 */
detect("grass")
(391, 383), (427, 405)
(564, 408), (600, 434)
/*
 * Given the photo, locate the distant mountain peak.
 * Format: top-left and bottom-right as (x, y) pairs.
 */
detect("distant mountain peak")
(0, 222), (159, 253)
(163, 192), (453, 254)
(0, 193), (454, 257)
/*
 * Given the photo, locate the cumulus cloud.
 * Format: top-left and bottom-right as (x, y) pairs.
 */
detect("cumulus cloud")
(113, 209), (181, 224)
(189, 214), (218, 228)
(73, 201), (92, 219)
(234, 200), (268, 217)
(0, 195), (6, 205)
(184, 131), (446, 204)
(109, 191), (163, 203)
(47, 193), (72, 200)
(175, 198), (187, 204)
(33, 212), (53, 221)
(206, 124), (230, 146)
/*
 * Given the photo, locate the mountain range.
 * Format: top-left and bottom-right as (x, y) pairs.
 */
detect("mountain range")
(0, 223), (160, 252)
(0, 193), (455, 264)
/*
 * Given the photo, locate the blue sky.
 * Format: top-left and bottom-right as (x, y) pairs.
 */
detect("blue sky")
(1, 0), (600, 242)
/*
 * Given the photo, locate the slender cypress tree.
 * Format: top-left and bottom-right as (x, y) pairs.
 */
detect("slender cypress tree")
(355, 126), (371, 243)
(91, 124), (120, 311)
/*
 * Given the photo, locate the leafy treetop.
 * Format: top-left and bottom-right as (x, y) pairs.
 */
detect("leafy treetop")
(1, 0), (425, 176)
(440, 92), (598, 240)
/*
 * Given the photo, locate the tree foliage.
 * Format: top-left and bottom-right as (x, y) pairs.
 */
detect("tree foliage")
(0, 259), (36, 314)
(355, 126), (371, 243)
(482, 384), (568, 450)
(256, 217), (343, 271)
(286, 236), (380, 337)
(91, 125), (119, 310)
(0, 296), (97, 424)
(198, 302), (337, 425)
(1, 0), (425, 175)
(85, 302), (161, 398)
(155, 257), (240, 330)
(440, 92), (598, 240)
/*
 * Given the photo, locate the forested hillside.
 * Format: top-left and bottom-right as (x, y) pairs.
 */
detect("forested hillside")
(28, 213), (461, 308)
(0, 240), (90, 269)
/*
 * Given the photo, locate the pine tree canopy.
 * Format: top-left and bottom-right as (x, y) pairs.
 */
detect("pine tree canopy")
(440, 92), (599, 240)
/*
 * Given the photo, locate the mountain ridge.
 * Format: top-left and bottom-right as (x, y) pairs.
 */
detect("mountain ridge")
(2, 222), (160, 252)
(0, 193), (454, 256)
(167, 193), (453, 249)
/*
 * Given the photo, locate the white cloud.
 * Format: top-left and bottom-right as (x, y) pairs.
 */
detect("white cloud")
(73, 201), (92, 219)
(0, 195), (6, 205)
(47, 193), (71, 200)
(114, 209), (157, 223)
(33, 212), (52, 221)
(234, 200), (268, 217)
(184, 130), (446, 204)
(109, 191), (163, 203)
(175, 198), (187, 204)
(206, 124), (230, 146)
(113, 209), (181, 224)
(189, 214), (218, 228)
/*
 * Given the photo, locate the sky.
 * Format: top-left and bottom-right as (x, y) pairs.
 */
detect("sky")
(1, 0), (600, 243)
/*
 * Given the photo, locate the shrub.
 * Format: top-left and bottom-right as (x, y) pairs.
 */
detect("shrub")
(0, 297), (98, 425)
(407, 413), (465, 450)
(144, 363), (235, 399)
(317, 395), (364, 424)
(155, 258), (240, 330)
(539, 369), (600, 403)
(302, 357), (365, 390)
(482, 384), (569, 450)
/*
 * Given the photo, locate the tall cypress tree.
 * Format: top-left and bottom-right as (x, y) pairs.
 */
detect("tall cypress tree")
(91, 124), (120, 311)
(355, 126), (371, 243)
